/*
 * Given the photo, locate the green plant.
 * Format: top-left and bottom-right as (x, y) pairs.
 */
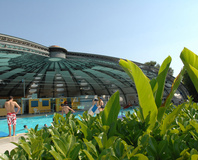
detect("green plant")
(1, 48), (198, 159)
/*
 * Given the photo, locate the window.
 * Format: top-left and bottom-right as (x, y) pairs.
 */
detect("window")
(31, 101), (38, 107)
(42, 100), (49, 106)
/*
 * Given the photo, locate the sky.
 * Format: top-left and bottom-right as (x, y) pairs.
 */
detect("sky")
(1, 1), (198, 77)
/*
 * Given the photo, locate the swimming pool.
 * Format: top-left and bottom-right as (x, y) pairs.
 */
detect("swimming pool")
(0, 108), (134, 135)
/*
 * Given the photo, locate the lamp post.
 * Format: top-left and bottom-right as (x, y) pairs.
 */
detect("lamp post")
(22, 79), (25, 98)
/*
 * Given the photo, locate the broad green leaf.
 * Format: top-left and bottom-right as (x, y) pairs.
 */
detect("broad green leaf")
(178, 149), (190, 160)
(133, 154), (149, 160)
(170, 129), (179, 134)
(127, 146), (141, 158)
(19, 136), (26, 142)
(48, 128), (59, 136)
(178, 122), (185, 132)
(138, 134), (149, 147)
(16, 141), (32, 159)
(133, 108), (144, 122)
(83, 138), (89, 143)
(102, 125), (110, 134)
(84, 142), (98, 157)
(107, 122), (117, 138)
(180, 47), (198, 92)
(113, 138), (125, 158)
(83, 150), (95, 160)
(30, 139), (44, 156)
(11, 142), (20, 147)
(77, 120), (92, 140)
(158, 140), (168, 156)
(150, 78), (158, 98)
(158, 67), (185, 122)
(147, 137), (158, 155)
(65, 134), (76, 153)
(190, 149), (198, 155)
(189, 131), (198, 140)
(49, 150), (63, 160)
(34, 124), (39, 132)
(157, 107), (166, 123)
(121, 140), (131, 151)
(119, 59), (157, 128)
(180, 148), (190, 156)
(164, 67), (185, 106)
(192, 154), (198, 160)
(51, 138), (67, 157)
(190, 120), (198, 133)
(54, 112), (65, 124)
(101, 91), (121, 126)
(105, 136), (118, 148)
(98, 148), (117, 160)
(10, 148), (17, 158)
(67, 143), (81, 160)
(94, 132), (107, 151)
(155, 56), (172, 108)
(118, 59), (134, 81)
(160, 104), (184, 136)
(69, 119), (76, 134)
(121, 140), (134, 159)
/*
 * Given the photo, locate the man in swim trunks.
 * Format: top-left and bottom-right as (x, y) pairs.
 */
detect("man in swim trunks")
(61, 101), (75, 116)
(4, 96), (21, 136)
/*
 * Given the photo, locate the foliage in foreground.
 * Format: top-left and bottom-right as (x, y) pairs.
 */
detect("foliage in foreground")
(0, 48), (198, 159)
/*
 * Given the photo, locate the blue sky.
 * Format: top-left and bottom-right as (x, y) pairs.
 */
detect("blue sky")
(1, 1), (198, 77)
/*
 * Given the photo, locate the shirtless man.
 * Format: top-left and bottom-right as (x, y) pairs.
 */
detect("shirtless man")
(4, 96), (21, 136)
(61, 101), (75, 116)
(99, 97), (104, 112)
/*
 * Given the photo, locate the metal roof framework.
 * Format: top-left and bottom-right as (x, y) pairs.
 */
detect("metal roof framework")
(0, 33), (189, 104)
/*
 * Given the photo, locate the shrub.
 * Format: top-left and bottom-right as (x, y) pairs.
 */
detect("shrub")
(1, 48), (198, 159)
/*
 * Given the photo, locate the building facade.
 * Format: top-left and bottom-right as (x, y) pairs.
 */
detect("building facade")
(0, 33), (189, 106)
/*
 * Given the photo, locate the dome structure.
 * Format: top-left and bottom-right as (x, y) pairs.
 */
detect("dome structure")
(50, 45), (60, 48)
(0, 33), (189, 105)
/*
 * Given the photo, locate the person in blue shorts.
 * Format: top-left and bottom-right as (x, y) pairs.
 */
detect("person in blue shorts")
(91, 98), (101, 115)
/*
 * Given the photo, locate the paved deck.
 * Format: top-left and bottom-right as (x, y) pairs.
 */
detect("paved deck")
(0, 133), (26, 154)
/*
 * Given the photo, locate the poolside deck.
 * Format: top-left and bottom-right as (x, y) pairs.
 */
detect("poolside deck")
(0, 113), (55, 154)
(0, 133), (27, 154)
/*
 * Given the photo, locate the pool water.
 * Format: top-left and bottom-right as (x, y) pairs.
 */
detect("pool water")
(0, 108), (134, 135)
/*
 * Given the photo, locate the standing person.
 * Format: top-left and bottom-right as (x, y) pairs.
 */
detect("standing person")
(92, 98), (99, 107)
(4, 96), (21, 137)
(99, 97), (105, 111)
(88, 98), (100, 116)
(61, 101), (75, 116)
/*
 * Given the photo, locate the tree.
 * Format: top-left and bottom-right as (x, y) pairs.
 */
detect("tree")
(144, 61), (174, 76)
(144, 61), (157, 67)
(168, 67), (174, 76)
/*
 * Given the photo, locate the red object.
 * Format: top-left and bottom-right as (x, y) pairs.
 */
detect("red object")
(124, 104), (132, 109)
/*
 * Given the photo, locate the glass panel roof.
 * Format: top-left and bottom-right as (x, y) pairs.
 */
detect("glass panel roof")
(0, 33), (189, 104)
